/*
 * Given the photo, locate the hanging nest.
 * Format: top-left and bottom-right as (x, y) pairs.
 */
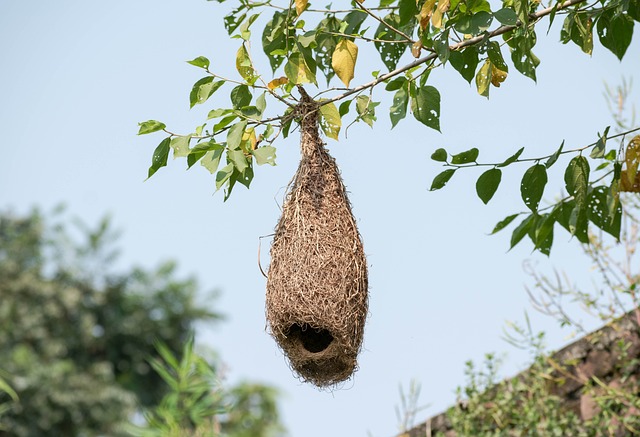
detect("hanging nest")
(266, 88), (369, 387)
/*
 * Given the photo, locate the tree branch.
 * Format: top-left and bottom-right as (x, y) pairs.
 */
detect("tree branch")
(322, 0), (588, 106)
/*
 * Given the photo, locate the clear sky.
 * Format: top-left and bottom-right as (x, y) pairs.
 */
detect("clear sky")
(1, 1), (639, 436)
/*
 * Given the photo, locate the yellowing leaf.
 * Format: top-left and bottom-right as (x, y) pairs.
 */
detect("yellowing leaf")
(625, 135), (640, 187)
(431, 0), (450, 29)
(319, 101), (341, 140)
(242, 127), (257, 151)
(476, 59), (492, 97)
(490, 64), (507, 87)
(419, 0), (437, 30)
(284, 52), (315, 85)
(295, 0), (308, 15)
(236, 45), (256, 84)
(267, 76), (289, 90)
(332, 39), (358, 87)
(411, 41), (423, 58)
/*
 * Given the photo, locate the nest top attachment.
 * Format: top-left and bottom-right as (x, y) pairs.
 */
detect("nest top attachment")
(265, 88), (369, 387)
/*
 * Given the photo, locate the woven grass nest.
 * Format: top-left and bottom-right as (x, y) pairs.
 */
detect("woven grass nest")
(266, 88), (369, 387)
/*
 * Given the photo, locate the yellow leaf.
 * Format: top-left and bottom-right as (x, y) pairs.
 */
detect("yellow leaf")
(476, 59), (491, 97)
(625, 135), (640, 187)
(235, 45), (256, 84)
(431, 0), (450, 29)
(319, 101), (341, 140)
(295, 0), (308, 15)
(411, 41), (423, 58)
(419, 0), (437, 30)
(267, 76), (288, 90)
(332, 39), (358, 88)
(242, 127), (257, 151)
(490, 65), (507, 87)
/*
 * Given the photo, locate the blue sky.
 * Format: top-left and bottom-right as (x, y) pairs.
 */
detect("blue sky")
(1, 1), (639, 436)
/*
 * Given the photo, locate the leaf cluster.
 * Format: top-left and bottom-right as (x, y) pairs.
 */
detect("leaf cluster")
(429, 129), (640, 254)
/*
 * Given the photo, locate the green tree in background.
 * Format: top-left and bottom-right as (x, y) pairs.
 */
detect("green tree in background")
(0, 209), (285, 436)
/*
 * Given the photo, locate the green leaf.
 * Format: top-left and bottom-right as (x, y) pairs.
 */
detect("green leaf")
(545, 140), (564, 168)
(147, 137), (171, 179)
(252, 146), (277, 165)
(430, 169), (456, 191)
(411, 85), (441, 131)
(564, 156), (590, 237)
(433, 31), (450, 64)
(374, 13), (411, 71)
(200, 147), (224, 173)
(510, 214), (534, 250)
(227, 121), (248, 150)
(494, 8), (518, 25)
(497, 147), (524, 167)
(170, 136), (191, 158)
(561, 12), (594, 54)
(284, 52), (316, 85)
(596, 9), (634, 60)
(490, 213), (519, 234)
(520, 164), (547, 212)
(215, 163), (234, 190)
(356, 95), (378, 127)
(431, 148), (448, 162)
(190, 77), (224, 108)
(188, 141), (222, 169)
(454, 11), (493, 35)
(386, 77), (407, 91)
(187, 56), (210, 69)
(319, 102), (341, 140)
(507, 28), (539, 81)
(236, 44), (258, 85)
(315, 16), (342, 82)
(590, 126), (610, 159)
(588, 185), (621, 239)
(565, 156), (590, 197)
(262, 11), (293, 72)
(228, 149), (249, 172)
(449, 47), (479, 84)
(138, 120), (166, 135)
(451, 148), (479, 164)
(512, 0), (529, 25)
(534, 213), (555, 255)
(230, 85), (252, 109)
(487, 41), (508, 72)
(476, 168), (502, 204)
(339, 99), (352, 117)
(256, 92), (267, 115)
(390, 85), (409, 128)
(399, 0), (419, 25)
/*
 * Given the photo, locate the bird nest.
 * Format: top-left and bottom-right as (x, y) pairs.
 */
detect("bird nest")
(265, 89), (369, 387)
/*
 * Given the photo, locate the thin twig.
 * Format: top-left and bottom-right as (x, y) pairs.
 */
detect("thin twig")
(354, 0), (414, 44)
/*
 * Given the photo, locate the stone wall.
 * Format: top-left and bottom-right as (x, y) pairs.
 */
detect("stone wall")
(402, 311), (640, 437)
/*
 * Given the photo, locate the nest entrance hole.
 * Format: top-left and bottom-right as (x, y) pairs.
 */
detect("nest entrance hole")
(288, 324), (334, 353)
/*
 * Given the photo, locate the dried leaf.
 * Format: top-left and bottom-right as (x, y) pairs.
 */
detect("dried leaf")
(419, 0), (437, 30)
(624, 135), (640, 187)
(295, 0), (308, 15)
(411, 41), (423, 58)
(432, 0), (450, 29)
(267, 76), (289, 90)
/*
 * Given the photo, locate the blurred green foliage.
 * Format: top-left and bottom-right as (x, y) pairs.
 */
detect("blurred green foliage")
(0, 209), (285, 437)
